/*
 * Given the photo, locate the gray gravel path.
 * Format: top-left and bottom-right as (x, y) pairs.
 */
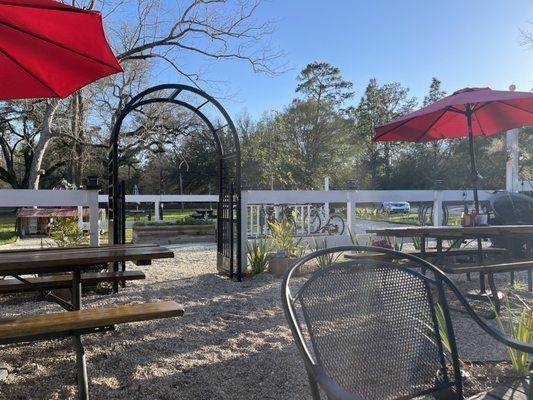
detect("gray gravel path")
(0, 243), (528, 399)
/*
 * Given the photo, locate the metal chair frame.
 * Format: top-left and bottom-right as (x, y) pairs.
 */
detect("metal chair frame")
(282, 245), (533, 400)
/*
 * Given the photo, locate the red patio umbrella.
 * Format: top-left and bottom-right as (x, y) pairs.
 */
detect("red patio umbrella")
(0, 0), (123, 100)
(374, 87), (533, 211)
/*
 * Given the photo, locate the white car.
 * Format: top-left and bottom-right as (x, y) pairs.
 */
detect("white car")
(381, 201), (410, 214)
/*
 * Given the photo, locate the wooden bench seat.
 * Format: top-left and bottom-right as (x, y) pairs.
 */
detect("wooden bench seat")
(0, 301), (183, 342)
(0, 270), (146, 294)
(345, 247), (508, 260)
(442, 259), (533, 274)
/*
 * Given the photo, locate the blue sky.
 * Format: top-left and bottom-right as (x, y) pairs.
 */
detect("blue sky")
(158, 0), (533, 119)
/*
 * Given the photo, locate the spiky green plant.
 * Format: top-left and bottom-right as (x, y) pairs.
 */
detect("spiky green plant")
(435, 303), (453, 354)
(247, 239), (272, 275)
(268, 215), (304, 257)
(312, 238), (340, 269)
(349, 230), (373, 247)
(493, 295), (533, 376)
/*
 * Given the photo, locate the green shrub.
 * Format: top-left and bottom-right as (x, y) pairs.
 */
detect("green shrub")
(493, 295), (533, 376)
(268, 214), (305, 257)
(49, 217), (87, 247)
(312, 238), (340, 269)
(247, 239), (272, 275)
(435, 303), (453, 354)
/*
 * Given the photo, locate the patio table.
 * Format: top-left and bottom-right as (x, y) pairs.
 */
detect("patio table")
(366, 225), (533, 303)
(0, 244), (174, 398)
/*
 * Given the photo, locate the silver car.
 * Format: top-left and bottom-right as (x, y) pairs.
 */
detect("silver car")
(381, 201), (411, 214)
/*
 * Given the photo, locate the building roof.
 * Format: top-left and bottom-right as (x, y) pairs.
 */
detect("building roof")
(17, 207), (89, 218)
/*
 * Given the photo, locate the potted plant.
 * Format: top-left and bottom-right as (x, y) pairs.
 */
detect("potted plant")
(267, 216), (305, 278)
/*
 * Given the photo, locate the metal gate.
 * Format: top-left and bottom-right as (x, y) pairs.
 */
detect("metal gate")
(108, 84), (242, 281)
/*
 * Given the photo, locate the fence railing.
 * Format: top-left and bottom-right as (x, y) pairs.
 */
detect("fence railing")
(0, 189), (100, 245)
(97, 194), (217, 228)
(239, 189), (500, 268)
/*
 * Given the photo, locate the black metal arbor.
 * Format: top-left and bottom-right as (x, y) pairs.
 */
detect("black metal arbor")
(108, 84), (242, 280)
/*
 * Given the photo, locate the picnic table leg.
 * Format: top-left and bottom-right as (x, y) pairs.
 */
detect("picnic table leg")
(436, 238), (443, 267)
(487, 273), (501, 314)
(420, 235), (427, 275)
(477, 237), (486, 293)
(526, 240), (533, 292)
(71, 270), (89, 400)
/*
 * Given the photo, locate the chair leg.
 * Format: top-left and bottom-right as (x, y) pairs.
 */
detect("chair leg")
(306, 368), (321, 400)
(73, 335), (89, 400)
(488, 273), (500, 314)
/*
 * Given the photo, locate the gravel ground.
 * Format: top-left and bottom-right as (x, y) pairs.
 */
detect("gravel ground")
(0, 243), (309, 400)
(0, 243), (529, 399)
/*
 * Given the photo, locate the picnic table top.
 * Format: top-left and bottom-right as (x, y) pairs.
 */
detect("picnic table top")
(0, 244), (174, 275)
(366, 225), (533, 238)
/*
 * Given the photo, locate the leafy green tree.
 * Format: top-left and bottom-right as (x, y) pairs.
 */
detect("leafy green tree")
(353, 79), (416, 188)
(296, 62), (354, 105)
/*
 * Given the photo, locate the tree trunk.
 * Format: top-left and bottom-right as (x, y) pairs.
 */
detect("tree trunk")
(28, 99), (61, 189)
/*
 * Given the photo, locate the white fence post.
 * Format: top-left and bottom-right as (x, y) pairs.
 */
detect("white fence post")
(324, 176), (330, 218)
(154, 200), (161, 221)
(87, 189), (99, 245)
(346, 191), (357, 237)
(240, 191), (249, 271)
(433, 190), (443, 226)
(77, 206), (84, 232)
(506, 128), (520, 193)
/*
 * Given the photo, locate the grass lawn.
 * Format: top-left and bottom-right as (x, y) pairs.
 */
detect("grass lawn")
(356, 208), (461, 226)
(0, 209), (209, 247)
(0, 213), (17, 246)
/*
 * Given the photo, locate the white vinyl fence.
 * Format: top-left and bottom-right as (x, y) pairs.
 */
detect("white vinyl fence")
(97, 194), (218, 228)
(239, 189), (500, 268)
(0, 189), (100, 245)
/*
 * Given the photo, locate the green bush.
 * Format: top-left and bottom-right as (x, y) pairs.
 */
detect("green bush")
(268, 215), (305, 257)
(312, 238), (340, 269)
(493, 295), (533, 376)
(247, 239), (272, 275)
(49, 217), (87, 247)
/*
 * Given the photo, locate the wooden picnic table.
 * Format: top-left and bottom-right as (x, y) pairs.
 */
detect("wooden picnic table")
(0, 243), (175, 399)
(0, 243), (173, 275)
(367, 225), (533, 310)
(366, 225), (533, 239)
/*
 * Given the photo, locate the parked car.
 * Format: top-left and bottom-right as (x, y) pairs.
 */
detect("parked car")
(381, 201), (410, 214)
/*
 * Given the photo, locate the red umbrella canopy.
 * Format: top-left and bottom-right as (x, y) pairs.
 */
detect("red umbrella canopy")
(374, 87), (533, 142)
(0, 0), (123, 100)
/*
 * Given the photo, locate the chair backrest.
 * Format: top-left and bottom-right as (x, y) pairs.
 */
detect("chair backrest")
(282, 246), (462, 400)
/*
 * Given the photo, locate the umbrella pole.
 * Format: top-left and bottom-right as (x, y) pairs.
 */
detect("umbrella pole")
(466, 109), (480, 213)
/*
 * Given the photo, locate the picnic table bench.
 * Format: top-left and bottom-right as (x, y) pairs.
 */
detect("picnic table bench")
(345, 246), (508, 260)
(0, 243), (180, 400)
(367, 225), (533, 313)
(193, 208), (215, 219)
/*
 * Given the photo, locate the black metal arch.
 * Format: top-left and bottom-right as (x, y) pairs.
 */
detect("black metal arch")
(108, 84), (242, 281)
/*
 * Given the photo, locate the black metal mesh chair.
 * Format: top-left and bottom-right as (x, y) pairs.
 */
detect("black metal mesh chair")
(282, 246), (533, 400)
